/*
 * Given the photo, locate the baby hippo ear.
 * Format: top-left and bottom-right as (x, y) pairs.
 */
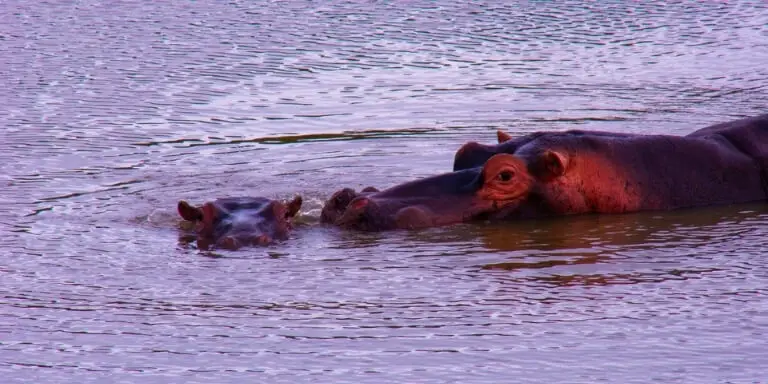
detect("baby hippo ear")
(284, 196), (303, 218)
(533, 150), (568, 179)
(178, 201), (203, 221)
(497, 130), (513, 143)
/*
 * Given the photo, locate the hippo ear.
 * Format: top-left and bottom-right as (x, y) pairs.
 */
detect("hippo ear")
(533, 150), (568, 179)
(284, 196), (303, 218)
(497, 130), (513, 143)
(178, 201), (203, 221)
(200, 203), (218, 227)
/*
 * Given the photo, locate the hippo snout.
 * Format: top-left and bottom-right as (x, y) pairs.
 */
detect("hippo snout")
(322, 154), (538, 231)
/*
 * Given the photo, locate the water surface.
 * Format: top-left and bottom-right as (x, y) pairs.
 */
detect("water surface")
(2, 1), (768, 383)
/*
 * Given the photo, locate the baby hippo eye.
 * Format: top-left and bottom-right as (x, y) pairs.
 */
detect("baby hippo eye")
(497, 170), (514, 182)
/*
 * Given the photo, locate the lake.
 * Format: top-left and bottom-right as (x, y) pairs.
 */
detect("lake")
(2, 1), (768, 383)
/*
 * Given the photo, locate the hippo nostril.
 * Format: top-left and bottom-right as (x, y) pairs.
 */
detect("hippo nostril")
(334, 196), (376, 228)
(350, 197), (369, 211)
(454, 142), (494, 171)
(456, 141), (482, 157)
(332, 188), (356, 206)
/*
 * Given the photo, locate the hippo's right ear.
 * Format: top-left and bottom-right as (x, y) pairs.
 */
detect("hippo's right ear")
(285, 196), (303, 218)
(497, 130), (513, 143)
(532, 150), (569, 180)
(178, 201), (203, 221)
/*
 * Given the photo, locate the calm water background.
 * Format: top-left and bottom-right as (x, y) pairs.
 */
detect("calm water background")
(2, 1), (768, 383)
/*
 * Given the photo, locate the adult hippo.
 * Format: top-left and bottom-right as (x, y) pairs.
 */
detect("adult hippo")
(178, 196), (302, 250)
(454, 114), (768, 171)
(323, 114), (768, 231)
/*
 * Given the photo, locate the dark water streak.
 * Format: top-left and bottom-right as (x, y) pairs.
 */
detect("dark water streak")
(1, 1), (768, 383)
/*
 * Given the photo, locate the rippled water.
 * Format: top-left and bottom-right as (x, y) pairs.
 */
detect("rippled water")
(2, 1), (768, 383)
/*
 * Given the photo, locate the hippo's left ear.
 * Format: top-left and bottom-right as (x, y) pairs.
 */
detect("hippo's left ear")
(497, 130), (513, 143)
(532, 150), (569, 180)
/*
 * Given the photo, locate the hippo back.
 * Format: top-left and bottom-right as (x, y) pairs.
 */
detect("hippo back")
(687, 114), (768, 160)
(688, 114), (768, 194)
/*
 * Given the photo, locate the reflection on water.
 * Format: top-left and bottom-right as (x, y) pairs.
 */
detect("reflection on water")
(2, 0), (768, 383)
(478, 203), (766, 252)
(479, 203), (768, 289)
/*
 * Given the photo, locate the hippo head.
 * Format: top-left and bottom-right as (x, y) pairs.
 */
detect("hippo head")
(321, 153), (541, 231)
(453, 129), (531, 171)
(178, 196), (302, 250)
(453, 129), (637, 171)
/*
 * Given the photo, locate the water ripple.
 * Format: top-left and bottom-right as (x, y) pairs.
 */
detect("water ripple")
(2, 0), (768, 383)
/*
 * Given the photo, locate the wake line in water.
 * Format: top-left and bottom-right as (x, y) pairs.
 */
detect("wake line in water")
(133, 127), (452, 148)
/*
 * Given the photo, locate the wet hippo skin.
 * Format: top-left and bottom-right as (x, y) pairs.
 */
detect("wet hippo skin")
(320, 155), (542, 231)
(454, 114), (768, 172)
(324, 114), (768, 231)
(178, 196), (302, 250)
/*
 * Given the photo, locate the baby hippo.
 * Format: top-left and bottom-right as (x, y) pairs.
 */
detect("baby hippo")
(178, 196), (302, 250)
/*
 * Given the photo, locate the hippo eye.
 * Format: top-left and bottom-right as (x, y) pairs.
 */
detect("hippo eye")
(497, 170), (514, 182)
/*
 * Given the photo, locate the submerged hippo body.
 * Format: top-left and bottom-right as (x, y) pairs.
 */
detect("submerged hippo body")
(325, 114), (768, 231)
(178, 196), (302, 250)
